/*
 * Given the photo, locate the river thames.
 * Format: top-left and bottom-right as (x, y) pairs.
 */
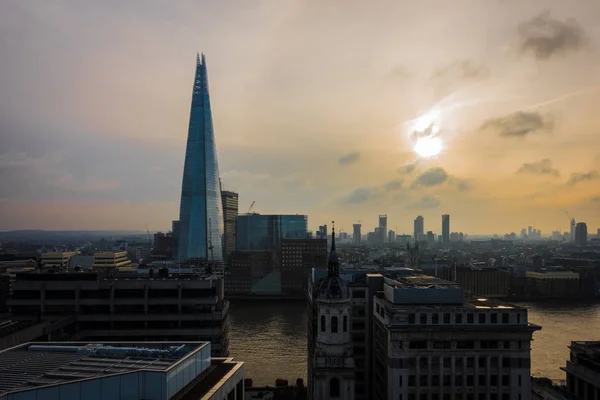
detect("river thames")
(228, 300), (600, 386)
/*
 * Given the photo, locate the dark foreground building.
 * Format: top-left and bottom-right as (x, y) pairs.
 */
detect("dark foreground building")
(0, 341), (243, 400)
(562, 341), (600, 399)
(8, 270), (230, 357)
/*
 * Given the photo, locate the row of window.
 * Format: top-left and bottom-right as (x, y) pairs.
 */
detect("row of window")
(407, 312), (522, 325)
(401, 340), (527, 351)
(400, 393), (522, 400)
(391, 357), (531, 370)
(400, 374), (521, 387)
(320, 315), (348, 333)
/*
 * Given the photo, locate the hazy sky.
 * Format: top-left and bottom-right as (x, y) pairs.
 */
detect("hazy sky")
(1, 0), (599, 235)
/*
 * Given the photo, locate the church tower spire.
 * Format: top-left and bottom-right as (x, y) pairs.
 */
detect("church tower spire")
(328, 221), (339, 277)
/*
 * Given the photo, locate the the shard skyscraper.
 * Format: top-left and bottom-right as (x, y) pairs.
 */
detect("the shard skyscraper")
(177, 54), (224, 262)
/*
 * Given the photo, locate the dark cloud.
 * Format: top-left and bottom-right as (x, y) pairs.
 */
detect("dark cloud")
(398, 162), (418, 175)
(592, 196), (600, 203)
(448, 178), (473, 192)
(346, 187), (374, 204)
(338, 151), (360, 166)
(517, 12), (587, 60)
(407, 195), (440, 209)
(567, 170), (599, 186)
(384, 179), (403, 191)
(480, 111), (553, 137)
(412, 167), (448, 187)
(516, 159), (560, 177)
(432, 60), (489, 80)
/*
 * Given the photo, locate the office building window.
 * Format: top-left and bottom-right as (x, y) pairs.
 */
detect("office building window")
(330, 378), (340, 397)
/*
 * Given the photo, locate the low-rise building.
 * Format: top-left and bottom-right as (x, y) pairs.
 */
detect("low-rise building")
(562, 341), (600, 399)
(93, 251), (131, 269)
(371, 275), (541, 400)
(0, 341), (243, 400)
(8, 271), (230, 357)
(281, 239), (327, 296)
(41, 252), (79, 268)
(441, 265), (510, 298)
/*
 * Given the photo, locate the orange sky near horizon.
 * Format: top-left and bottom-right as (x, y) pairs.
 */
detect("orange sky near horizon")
(0, 0), (599, 235)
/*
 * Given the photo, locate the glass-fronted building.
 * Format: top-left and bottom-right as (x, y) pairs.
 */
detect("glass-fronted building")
(236, 214), (308, 251)
(177, 54), (224, 261)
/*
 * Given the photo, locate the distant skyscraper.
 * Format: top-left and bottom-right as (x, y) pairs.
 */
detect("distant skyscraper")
(387, 230), (395, 243)
(178, 54), (224, 261)
(414, 216), (424, 242)
(236, 214), (308, 251)
(353, 224), (362, 245)
(575, 222), (588, 246)
(570, 218), (576, 242)
(442, 214), (450, 246)
(378, 214), (387, 243)
(426, 230), (435, 244)
(221, 190), (238, 261)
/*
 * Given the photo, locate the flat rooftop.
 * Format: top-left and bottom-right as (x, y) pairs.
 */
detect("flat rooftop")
(396, 275), (460, 288)
(0, 341), (208, 396)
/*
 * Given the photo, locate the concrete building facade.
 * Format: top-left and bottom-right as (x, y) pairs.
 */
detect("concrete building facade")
(371, 275), (540, 400)
(8, 271), (230, 357)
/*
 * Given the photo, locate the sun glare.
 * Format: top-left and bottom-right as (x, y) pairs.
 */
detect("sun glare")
(414, 136), (443, 158)
(409, 109), (443, 158)
(413, 110), (440, 132)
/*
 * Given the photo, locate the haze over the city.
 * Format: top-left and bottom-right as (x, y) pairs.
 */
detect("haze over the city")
(1, 0), (599, 233)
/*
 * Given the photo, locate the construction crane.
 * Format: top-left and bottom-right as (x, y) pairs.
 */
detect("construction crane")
(247, 200), (256, 214)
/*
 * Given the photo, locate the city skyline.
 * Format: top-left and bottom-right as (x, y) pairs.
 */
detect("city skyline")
(1, 1), (600, 233)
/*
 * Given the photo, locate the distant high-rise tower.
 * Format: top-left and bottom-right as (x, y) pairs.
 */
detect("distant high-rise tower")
(378, 215), (387, 243)
(221, 190), (238, 261)
(178, 54), (224, 262)
(442, 214), (450, 246)
(575, 222), (587, 246)
(570, 218), (576, 242)
(353, 224), (362, 245)
(414, 216), (424, 242)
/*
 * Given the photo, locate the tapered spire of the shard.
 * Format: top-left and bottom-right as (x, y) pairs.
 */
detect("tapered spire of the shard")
(177, 54), (224, 262)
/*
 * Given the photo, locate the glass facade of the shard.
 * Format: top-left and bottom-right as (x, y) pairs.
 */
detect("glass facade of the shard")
(178, 54), (223, 261)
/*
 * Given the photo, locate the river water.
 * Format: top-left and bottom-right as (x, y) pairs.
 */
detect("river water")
(228, 300), (600, 386)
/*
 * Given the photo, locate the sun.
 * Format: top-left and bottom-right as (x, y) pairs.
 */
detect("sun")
(414, 136), (443, 158)
(409, 109), (443, 158)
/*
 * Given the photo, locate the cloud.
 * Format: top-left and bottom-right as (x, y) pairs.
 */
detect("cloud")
(384, 179), (403, 191)
(407, 195), (440, 209)
(346, 187), (376, 204)
(432, 60), (489, 80)
(517, 12), (588, 60)
(338, 151), (360, 166)
(592, 196), (600, 203)
(398, 162), (418, 175)
(567, 170), (599, 186)
(516, 159), (560, 177)
(480, 111), (553, 137)
(388, 65), (413, 80)
(448, 178), (473, 192)
(412, 167), (448, 187)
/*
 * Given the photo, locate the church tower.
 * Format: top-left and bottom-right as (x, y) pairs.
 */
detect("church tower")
(311, 223), (355, 400)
